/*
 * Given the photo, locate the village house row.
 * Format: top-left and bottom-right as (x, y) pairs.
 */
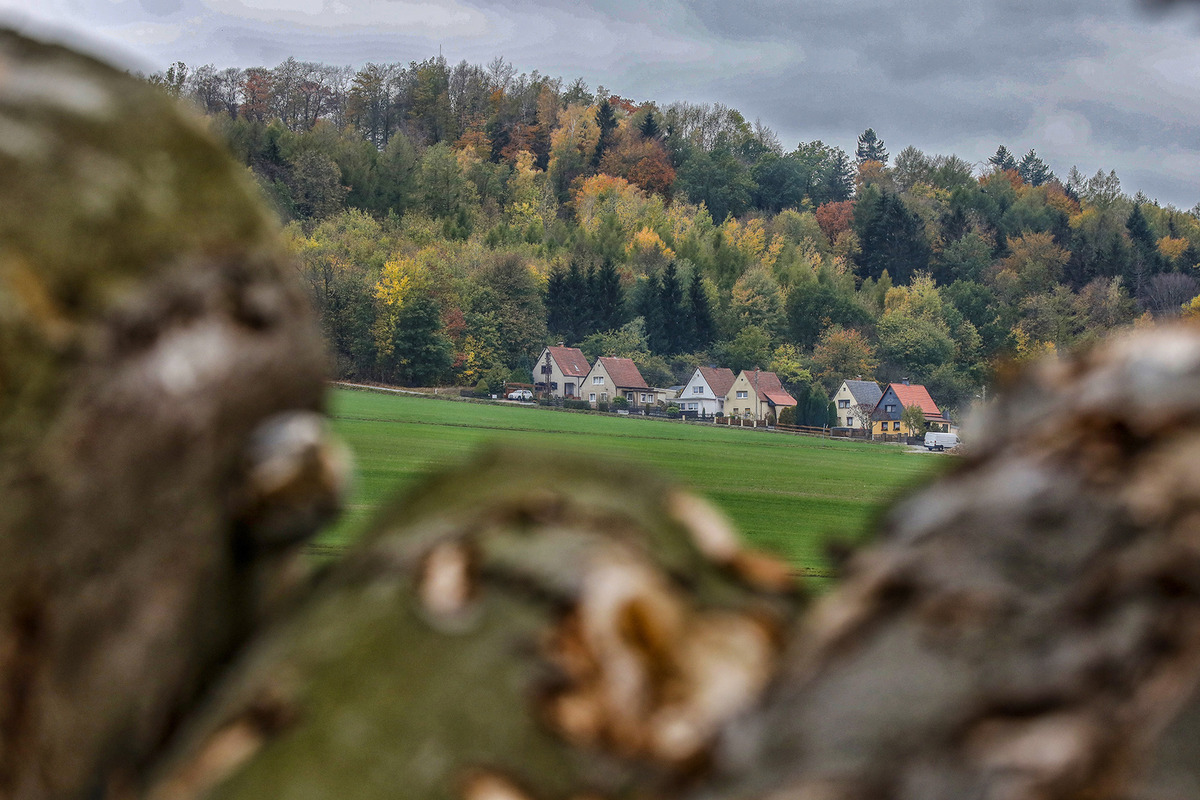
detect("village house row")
(533, 346), (953, 435)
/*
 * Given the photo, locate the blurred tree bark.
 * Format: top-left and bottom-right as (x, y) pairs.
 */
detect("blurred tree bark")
(7, 27), (1200, 800)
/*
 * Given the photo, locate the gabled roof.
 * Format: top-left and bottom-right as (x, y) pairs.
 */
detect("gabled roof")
(842, 379), (883, 407)
(597, 357), (649, 390)
(878, 383), (947, 421)
(546, 346), (590, 378)
(697, 366), (736, 397)
(762, 390), (798, 407)
(740, 369), (797, 407)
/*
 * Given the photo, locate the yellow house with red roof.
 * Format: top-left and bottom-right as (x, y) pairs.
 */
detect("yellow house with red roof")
(871, 381), (951, 436)
(532, 345), (591, 399)
(725, 369), (796, 422)
(584, 357), (652, 408)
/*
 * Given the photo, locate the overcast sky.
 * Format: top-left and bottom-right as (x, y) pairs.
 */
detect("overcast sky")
(4, 0), (1199, 208)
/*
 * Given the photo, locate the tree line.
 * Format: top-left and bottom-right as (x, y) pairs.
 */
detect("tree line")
(147, 56), (1200, 422)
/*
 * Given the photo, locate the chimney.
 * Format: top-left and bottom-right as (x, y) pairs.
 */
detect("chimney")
(902, 377), (909, 385)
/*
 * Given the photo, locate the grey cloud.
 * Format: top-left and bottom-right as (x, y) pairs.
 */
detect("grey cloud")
(10, 0), (1199, 207)
(139, 0), (183, 17)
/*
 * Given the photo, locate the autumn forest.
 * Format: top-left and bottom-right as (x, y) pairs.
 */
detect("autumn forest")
(148, 55), (1200, 422)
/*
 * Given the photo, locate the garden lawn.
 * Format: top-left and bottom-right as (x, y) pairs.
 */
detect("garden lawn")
(318, 387), (946, 577)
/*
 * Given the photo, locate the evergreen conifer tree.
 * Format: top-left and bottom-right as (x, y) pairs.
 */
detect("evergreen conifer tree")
(855, 128), (888, 166)
(592, 98), (618, 169)
(853, 187), (931, 284)
(1127, 204), (1164, 286)
(638, 109), (660, 140)
(563, 260), (589, 342)
(658, 262), (685, 354)
(545, 264), (568, 339)
(988, 145), (1017, 171)
(636, 272), (666, 353)
(1017, 149), (1053, 187)
(591, 258), (626, 333)
(688, 270), (715, 349)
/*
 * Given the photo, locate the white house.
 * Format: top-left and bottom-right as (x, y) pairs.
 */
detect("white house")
(677, 366), (736, 416)
(532, 346), (590, 399)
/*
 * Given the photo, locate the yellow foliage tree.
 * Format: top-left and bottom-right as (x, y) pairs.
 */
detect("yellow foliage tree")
(1182, 294), (1200, 319)
(372, 251), (429, 361)
(1159, 236), (1189, 264)
(720, 217), (768, 263)
(1011, 326), (1057, 363)
(626, 226), (674, 265)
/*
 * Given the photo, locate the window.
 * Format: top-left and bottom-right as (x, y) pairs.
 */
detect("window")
(838, 399), (850, 408)
(688, 403), (697, 410)
(892, 421), (901, 431)
(693, 386), (704, 394)
(736, 390), (748, 399)
(846, 417), (853, 426)
(590, 393), (596, 402)
(641, 393), (650, 402)
(593, 376), (604, 385)
(600, 392), (608, 402)
(885, 404), (895, 412)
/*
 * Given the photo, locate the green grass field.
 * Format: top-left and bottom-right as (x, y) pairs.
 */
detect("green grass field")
(320, 387), (947, 576)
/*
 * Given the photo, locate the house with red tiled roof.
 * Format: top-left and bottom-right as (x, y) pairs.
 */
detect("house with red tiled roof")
(677, 366), (736, 416)
(532, 345), (591, 399)
(584, 357), (652, 408)
(871, 380), (951, 436)
(725, 369), (797, 422)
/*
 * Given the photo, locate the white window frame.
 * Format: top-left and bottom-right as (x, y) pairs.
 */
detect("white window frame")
(593, 375), (605, 385)
(590, 393), (596, 402)
(736, 390), (748, 399)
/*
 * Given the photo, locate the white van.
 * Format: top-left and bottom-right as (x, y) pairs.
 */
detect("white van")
(924, 431), (959, 451)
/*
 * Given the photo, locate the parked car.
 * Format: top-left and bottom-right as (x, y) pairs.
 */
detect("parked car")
(924, 431), (960, 451)
(507, 389), (533, 401)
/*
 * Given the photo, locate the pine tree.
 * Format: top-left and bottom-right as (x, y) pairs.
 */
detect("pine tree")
(592, 98), (618, 169)
(853, 187), (931, 284)
(820, 148), (854, 202)
(988, 145), (1017, 171)
(563, 260), (589, 342)
(658, 262), (685, 354)
(638, 109), (660, 140)
(636, 272), (666, 353)
(591, 258), (625, 333)
(545, 264), (568, 338)
(688, 270), (715, 349)
(1017, 149), (1053, 187)
(1127, 204), (1164, 287)
(855, 128), (888, 166)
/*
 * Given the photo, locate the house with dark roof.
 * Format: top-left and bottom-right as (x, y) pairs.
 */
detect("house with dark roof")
(532, 345), (591, 399)
(677, 366), (736, 416)
(584, 357), (651, 408)
(832, 379), (883, 430)
(725, 369), (797, 422)
(871, 381), (951, 436)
